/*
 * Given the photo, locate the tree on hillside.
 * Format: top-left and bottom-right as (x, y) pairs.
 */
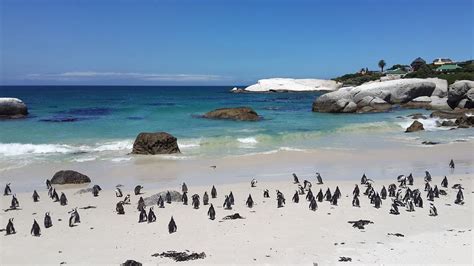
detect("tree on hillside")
(378, 60), (386, 72)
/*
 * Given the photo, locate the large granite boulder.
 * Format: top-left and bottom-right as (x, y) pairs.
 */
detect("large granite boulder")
(402, 96), (451, 110)
(405, 121), (424, 133)
(203, 107), (260, 121)
(132, 132), (180, 155)
(447, 80), (474, 109)
(427, 78), (448, 98)
(144, 190), (182, 205)
(0, 98), (28, 119)
(313, 79), (436, 113)
(51, 170), (91, 184)
(242, 78), (342, 92)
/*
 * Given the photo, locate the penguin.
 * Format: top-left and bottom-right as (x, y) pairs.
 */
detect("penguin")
(277, 190), (285, 208)
(59, 193), (68, 206)
(292, 191), (299, 203)
(389, 202), (400, 215)
(211, 185), (217, 198)
(6, 218), (15, 235)
(353, 185), (360, 197)
(292, 173), (299, 184)
(427, 188), (434, 201)
(165, 191), (172, 204)
(223, 195), (232, 210)
(407, 173), (414, 186)
(138, 209), (147, 223)
(229, 191), (235, 205)
(429, 203), (438, 216)
(449, 159), (455, 169)
(116, 201), (125, 214)
(137, 197), (145, 211)
(455, 188), (464, 205)
(115, 187), (123, 197)
(181, 182), (188, 194)
(246, 194), (254, 208)
(402, 188), (412, 203)
(52, 189), (59, 202)
(316, 172), (324, 184)
(331, 194), (338, 206)
(32, 190), (40, 202)
(309, 197), (317, 211)
(207, 204), (216, 220)
(147, 207), (156, 223)
(263, 189), (270, 198)
(157, 195), (165, 208)
(352, 195), (360, 207)
(31, 220), (41, 237)
(316, 189), (324, 202)
(424, 182), (431, 192)
(398, 175), (407, 188)
(303, 180), (312, 191)
(182, 192), (188, 205)
(364, 184), (372, 196)
(381, 186), (387, 200)
(192, 194), (200, 209)
(250, 178), (257, 188)
(44, 212), (52, 228)
(48, 186), (53, 198)
(305, 188), (313, 201)
(168, 216), (177, 234)
(388, 184), (396, 197)
(360, 174), (367, 185)
(203, 192), (209, 205)
(69, 208), (80, 227)
(73, 208), (81, 224)
(417, 194), (424, 208)
(92, 185), (102, 197)
(4, 183), (12, 196)
(134, 185), (143, 195)
(374, 194), (381, 209)
(441, 176), (448, 188)
(123, 194), (131, 204)
(46, 179), (52, 189)
(424, 171), (432, 182)
(334, 186), (341, 199)
(324, 188), (332, 201)
(406, 199), (415, 212)
(10, 194), (19, 209)
(433, 185), (439, 198)
(298, 185), (305, 195)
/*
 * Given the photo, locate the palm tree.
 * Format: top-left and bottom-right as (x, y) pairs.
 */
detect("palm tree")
(378, 60), (386, 72)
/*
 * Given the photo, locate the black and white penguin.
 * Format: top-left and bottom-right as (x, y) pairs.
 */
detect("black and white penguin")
(32, 190), (40, 202)
(168, 216), (177, 233)
(4, 183), (12, 196)
(165, 191), (172, 204)
(246, 194), (254, 208)
(134, 185), (143, 195)
(309, 197), (317, 211)
(207, 204), (216, 220)
(441, 176), (448, 188)
(138, 209), (147, 223)
(353, 185), (360, 197)
(192, 194), (200, 209)
(116, 201), (125, 215)
(44, 212), (53, 228)
(211, 185), (217, 198)
(292, 173), (299, 184)
(292, 191), (299, 203)
(263, 189), (270, 198)
(157, 195), (165, 208)
(59, 192), (68, 206)
(10, 194), (19, 209)
(316, 172), (323, 185)
(147, 207), (156, 223)
(182, 192), (188, 205)
(92, 185), (102, 197)
(181, 183), (188, 194)
(203, 192), (209, 205)
(352, 195), (360, 207)
(429, 203), (437, 216)
(250, 178), (257, 188)
(115, 187), (123, 197)
(30, 220), (41, 237)
(137, 197), (145, 211)
(6, 218), (15, 235)
(449, 159), (455, 169)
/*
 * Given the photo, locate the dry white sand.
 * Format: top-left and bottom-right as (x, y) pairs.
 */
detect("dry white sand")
(1, 173), (472, 265)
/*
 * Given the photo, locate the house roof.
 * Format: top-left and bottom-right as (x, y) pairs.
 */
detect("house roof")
(436, 64), (461, 71)
(411, 57), (426, 64)
(386, 68), (407, 75)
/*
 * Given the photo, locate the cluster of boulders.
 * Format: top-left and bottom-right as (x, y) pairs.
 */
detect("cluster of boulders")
(447, 80), (474, 109)
(0, 98), (28, 119)
(404, 108), (474, 133)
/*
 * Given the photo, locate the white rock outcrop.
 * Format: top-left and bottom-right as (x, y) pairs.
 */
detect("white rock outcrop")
(243, 78), (343, 92)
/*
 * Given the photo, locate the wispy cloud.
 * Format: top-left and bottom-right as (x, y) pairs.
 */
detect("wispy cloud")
(25, 72), (225, 82)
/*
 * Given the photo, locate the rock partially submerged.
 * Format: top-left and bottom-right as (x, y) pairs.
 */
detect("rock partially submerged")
(239, 78), (342, 92)
(152, 251), (206, 262)
(0, 98), (28, 119)
(447, 80), (474, 109)
(144, 191), (182, 205)
(313, 79), (436, 113)
(51, 170), (91, 184)
(132, 132), (180, 155)
(203, 107), (260, 121)
(402, 96), (451, 110)
(405, 121), (424, 132)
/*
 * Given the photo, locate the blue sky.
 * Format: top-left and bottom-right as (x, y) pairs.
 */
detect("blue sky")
(1, 0), (472, 85)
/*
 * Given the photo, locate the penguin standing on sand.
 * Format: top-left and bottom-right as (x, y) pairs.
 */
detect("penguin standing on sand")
(138, 209), (147, 223)
(449, 159), (455, 169)
(390, 202), (400, 215)
(246, 194), (254, 208)
(207, 204), (216, 220)
(263, 189), (270, 198)
(374, 194), (381, 209)
(251, 178), (257, 188)
(92, 185), (102, 197)
(116, 201), (125, 214)
(134, 185), (143, 195)
(69, 208), (80, 227)
(229, 192), (235, 205)
(381, 186), (387, 200)
(223, 195), (232, 210)
(334, 186), (341, 199)
(211, 185), (217, 198)
(331, 194), (338, 206)
(10, 194), (19, 209)
(123, 194), (131, 204)
(147, 207), (156, 223)
(407, 173), (414, 186)
(324, 188), (332, 201)
(60, 193), (68, 206)
(192, 194), (200, 209)
(316, 189), (324, 202)
(309, 197), (317, 211)
(292, 173), (299, 184)
(168, 217), (177, 233)
(181, 183), (188, 194)
(292, 191), (299, 203)
(137, 197), (145, 211)
(360, 174), (367, 185)
(424, 171), (432, 182)
(277, 190), (285, 208)
(353, 185), (360, 197)
(52, 189), (59, 202)
(303, 180), (312, 191)
(305, 188), (313, 202)
(455, 188), (464, 205)
(316, 173), (323, 185)
(6, 218), (15, 235)
(46, 179), (52, 189)
(31, 220), (41, 237)
(203, 192), (209, 205)
(115, 187), (123, 197)
(298, 185), (305, 195)
(165, 191), (172, 204)
(182, 192), (188, 205)
(429, 203), (438, 216)
(406, 199), (415, 212)
(44, 212), (53, 228)
(352, 195), (360, 207)
(32, 190), (40, 202)
(157, 196), (164, 208)
(4, 183), (12, 196)
(441, 176), (448, 188)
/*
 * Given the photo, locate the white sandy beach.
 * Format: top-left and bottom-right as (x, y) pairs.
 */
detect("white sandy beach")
(1, 169), (472, 265)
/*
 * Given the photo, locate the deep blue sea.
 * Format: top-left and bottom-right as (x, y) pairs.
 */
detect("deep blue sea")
(1, 86), (473, 167)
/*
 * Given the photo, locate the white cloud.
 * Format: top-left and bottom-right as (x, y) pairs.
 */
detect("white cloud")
(25, 71), (225, 82)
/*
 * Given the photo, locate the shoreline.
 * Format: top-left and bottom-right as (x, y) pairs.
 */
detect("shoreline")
(1, 173), (472, 264)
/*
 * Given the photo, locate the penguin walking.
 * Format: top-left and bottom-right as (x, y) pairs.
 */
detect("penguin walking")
(31, 220), (41, 237)
(449, 159), (455, 169)
(6, 218), (15, 235)
(44, 212), (53, 228)
(353, 185), (360, 197)
(207, 204), (216, 220)
(211, 185), (217, 198)
(316, 172), (323, 185)
(4, 183), (12, 196)
(292, 191), (299, 203)
(147, 207), (156, 223)
(246, 194), (254, 208)
(32, 190), (40, 202)
(138, 209), (147, 223)
(168, 217), (177, 234)
(292, 173), (299, 184)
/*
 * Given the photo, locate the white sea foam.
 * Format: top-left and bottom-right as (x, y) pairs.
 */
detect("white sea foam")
(72, 157), (97, 162)
(110, 157), (132, 162)
(92, 140), (133, 152)
(237, 137), (258, 144)
(397, 118), (452, 132)
(178, 139), (201, 149)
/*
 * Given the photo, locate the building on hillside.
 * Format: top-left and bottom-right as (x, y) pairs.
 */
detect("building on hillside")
(411, 57), (426, 71)
(435, 64), (461, 72)
(384, 68), (407, 79)
(433, 58), (454, 65)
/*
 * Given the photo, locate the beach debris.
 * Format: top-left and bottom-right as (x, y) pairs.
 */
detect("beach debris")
(151, 250), (206, 262)
(388, 233), (405, 237)
(223, 213), (245, 220)
(121, 259), (142, 266)
(348, 220), (373, 229)
(79, 205), (96, 209)
(339, 257), (352, 262)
